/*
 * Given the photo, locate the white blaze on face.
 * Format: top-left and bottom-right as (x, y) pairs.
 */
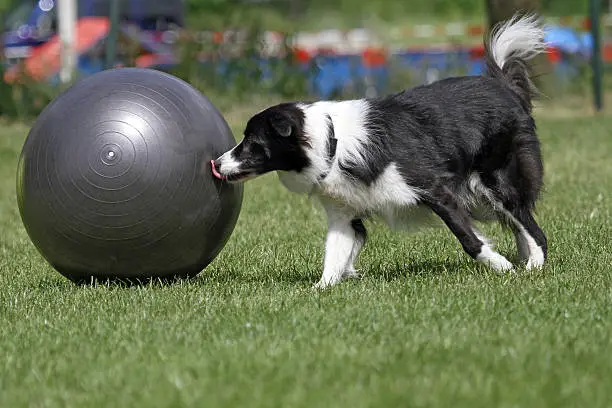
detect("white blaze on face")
(214, 147), (242, 177)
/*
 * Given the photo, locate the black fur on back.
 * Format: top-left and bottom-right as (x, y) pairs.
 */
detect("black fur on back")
(362, 72), (543, 212)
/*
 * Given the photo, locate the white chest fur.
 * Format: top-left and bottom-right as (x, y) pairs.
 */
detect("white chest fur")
(317, 162), (434, 227)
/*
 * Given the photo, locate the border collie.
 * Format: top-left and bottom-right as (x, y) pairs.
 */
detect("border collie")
(211, 13), (548, 288)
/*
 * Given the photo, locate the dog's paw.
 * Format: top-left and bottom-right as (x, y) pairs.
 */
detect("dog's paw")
(312, 274), (343, 290)
(525, 257), (545, 270)
(491, 260), (514, 274)
(477, 250), (514, 273)
(312, 279), (330, 290)
(496, 258), (514, 272)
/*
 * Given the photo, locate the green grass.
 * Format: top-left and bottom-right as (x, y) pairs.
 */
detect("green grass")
(1, 105), (611, 408)
(182, 0), (590, 32)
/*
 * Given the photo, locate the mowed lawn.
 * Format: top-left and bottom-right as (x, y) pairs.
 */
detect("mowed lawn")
(0, 109), (611, 408)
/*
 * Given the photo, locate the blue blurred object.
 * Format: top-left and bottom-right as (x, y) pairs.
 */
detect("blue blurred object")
(544, 25), (591, 56)
(579, 32), (594, 57)
(311, 55), (354, 97)
(543, 25), (592, 81)
(393, 47), (481, 83)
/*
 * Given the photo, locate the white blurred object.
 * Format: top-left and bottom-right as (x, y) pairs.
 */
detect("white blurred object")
(346, 29), (373, 53)
(58, 0), (76, 83)
(318, 29), (345, 53)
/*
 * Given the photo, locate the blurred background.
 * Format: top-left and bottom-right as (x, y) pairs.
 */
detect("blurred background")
(0, 0), (609, 118)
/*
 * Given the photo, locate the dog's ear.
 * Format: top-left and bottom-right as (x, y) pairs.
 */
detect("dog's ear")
(269, 115), (292, 137)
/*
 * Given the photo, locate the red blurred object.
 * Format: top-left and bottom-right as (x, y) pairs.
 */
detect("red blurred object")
(546, 47), (561, 64)
(362, 47), (387, 67)
(293, 48), (311, 63)
(467, 25), (484, 36)
(468, 45), (485, 60)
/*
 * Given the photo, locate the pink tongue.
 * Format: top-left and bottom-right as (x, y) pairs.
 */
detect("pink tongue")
(210, 160), (225, 180)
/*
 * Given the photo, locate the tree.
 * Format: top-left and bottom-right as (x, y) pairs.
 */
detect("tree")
(485, 0), (553, 93)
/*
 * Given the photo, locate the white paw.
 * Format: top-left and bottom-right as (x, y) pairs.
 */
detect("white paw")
(312, 279), (331, 290)
(312, 274), (343, 290)
(523, 242), (545, 270)
(494, 258), (514, 272)
(477, 248), (514, 273)
(526, 255), (545, 270)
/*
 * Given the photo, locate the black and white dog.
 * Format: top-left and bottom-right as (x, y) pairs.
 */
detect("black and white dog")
(211, 13), (548, 288)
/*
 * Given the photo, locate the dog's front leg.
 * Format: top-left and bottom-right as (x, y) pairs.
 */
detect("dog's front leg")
(314, 207), (358, 289)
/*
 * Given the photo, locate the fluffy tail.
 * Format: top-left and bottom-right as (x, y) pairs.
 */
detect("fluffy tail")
(484, 13), (547, 111)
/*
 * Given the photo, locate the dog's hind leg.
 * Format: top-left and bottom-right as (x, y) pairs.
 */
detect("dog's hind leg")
(478, 139), (547, 270)
(501, 205), (547, 269)
(314, 204), (363, 288)
(425, 187), (513, 272)
(474, 182), (547, 270)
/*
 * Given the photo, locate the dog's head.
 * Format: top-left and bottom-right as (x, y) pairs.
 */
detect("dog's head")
(212, 103), (313, 187)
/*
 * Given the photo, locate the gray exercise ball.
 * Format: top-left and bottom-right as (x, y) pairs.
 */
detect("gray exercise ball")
(16, 68), (243, 283)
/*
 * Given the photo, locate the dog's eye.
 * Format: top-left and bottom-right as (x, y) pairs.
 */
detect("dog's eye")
(250, 143), (267, 156)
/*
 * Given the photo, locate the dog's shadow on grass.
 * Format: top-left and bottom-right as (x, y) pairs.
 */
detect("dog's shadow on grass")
(361, 254), (533, 284)
(195, 258), (474, 286)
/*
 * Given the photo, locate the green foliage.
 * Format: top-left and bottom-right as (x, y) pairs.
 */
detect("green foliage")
(182, 0), (593, 30)
(305, 0), (486, 19)
(0, 0), (596, 31)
